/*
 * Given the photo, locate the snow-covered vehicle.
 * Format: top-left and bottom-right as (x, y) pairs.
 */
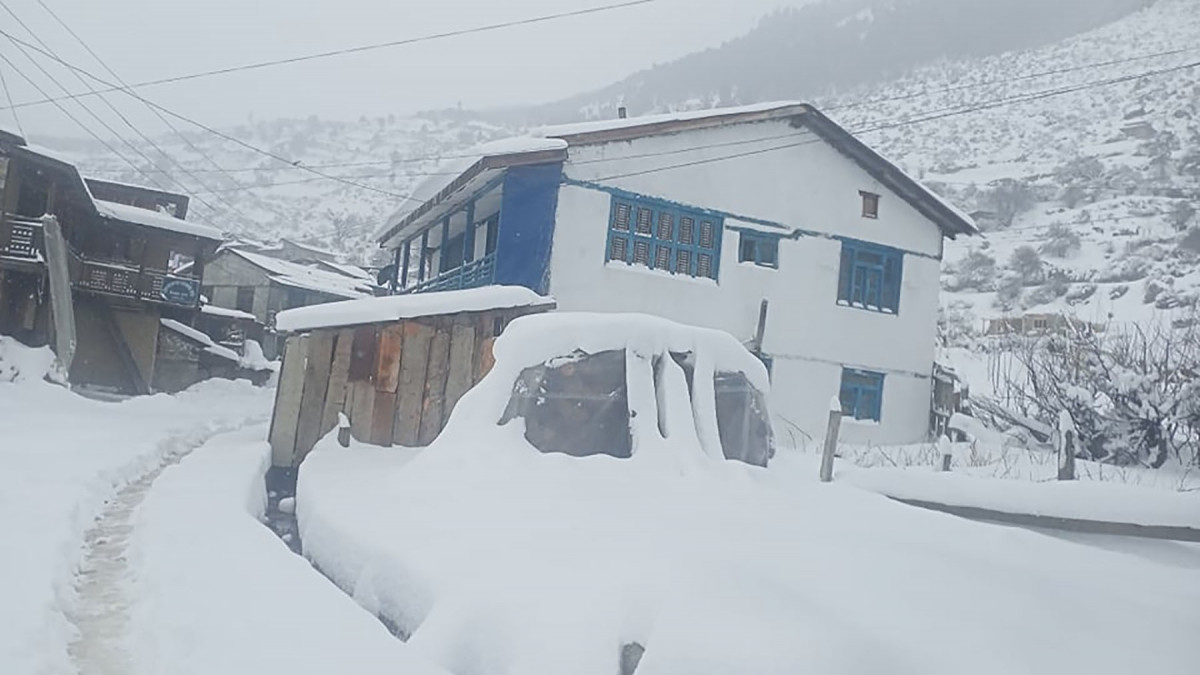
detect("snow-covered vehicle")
(466, 312), (774, 467)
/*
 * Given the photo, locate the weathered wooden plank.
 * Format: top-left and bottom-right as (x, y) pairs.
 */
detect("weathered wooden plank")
(370, 390), (398, 446)
(348, 380), (376, 442)
(268, 334), (308, 467)
(419, 319), (453, 445)
(347, 324), (378, 382)
(443, 317), (477, 421)
(375, 324), (404, 394)
(318, 328), (355, 438)
(293, 330), (337, 463)
(394, 320), (434, 446)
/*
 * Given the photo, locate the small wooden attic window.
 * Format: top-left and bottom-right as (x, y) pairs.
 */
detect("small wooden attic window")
(860, 191), (880, 219)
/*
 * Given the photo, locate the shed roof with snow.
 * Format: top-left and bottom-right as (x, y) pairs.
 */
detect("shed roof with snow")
(375, 102), (977, 247)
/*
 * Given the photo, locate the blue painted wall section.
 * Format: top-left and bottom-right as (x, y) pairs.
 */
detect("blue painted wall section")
(494, 162), (563, 294)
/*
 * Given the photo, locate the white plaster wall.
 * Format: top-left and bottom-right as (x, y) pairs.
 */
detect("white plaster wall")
(546, 119), (945, 444)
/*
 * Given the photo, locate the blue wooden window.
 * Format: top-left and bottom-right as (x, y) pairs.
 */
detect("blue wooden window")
(606, 194), (722, 280)
(840, 368), (884, 422)
(738, 231), (779, 268)
(837, 239), (903, 314)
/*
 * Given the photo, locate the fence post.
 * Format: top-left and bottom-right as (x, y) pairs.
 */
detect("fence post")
(1057, 410), (1077, 481)
(939, 434), (952, 472)
(819, 396), (842, 482)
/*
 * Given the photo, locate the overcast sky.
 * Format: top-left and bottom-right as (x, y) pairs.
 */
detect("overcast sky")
(0, 0), (817, 139)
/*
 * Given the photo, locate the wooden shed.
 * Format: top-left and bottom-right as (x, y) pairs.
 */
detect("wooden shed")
(267, 286), (555, 468)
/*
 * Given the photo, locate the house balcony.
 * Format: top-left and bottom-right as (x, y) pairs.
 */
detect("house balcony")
(406, 252), (496, 294)
(0, 213), (46, 270)
(69, 252), (202, 308)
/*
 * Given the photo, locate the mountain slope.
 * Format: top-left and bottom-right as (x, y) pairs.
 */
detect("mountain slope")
(487, 0), (1153, 125)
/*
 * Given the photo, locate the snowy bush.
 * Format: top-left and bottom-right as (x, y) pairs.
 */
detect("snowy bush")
(1008, 245), (1044, 285)
(994, 273), (1024, 311)
(976, 179), (1036, 229)
(1008, 320), (1200, 468)
(1169, 201), (1197, 231)
(1040, 223), (1082, 258)
(947, 249), (996, 292)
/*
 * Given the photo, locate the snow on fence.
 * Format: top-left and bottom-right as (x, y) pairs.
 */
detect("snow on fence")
(267, 287), (556, 468)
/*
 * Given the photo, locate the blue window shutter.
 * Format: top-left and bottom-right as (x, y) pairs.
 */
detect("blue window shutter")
(606, 193), (723, 280)
(837, 239), (903, 314)
(839, 368), (885, 421)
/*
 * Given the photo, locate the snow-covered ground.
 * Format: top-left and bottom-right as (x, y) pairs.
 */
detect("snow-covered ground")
(0, 338), (273, 675)
(125, 425), (444, 675)
(295, 318), (1200, 675)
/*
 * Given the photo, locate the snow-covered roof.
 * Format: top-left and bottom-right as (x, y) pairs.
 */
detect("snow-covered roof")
(274, 285), (555, 332)
(376, 102), (975, 244)
(316, 260), (374, 281)
(281, 238), (339, 257)
(200, 304), (258, 322)
(376, 137), (568, 244)
(226, 248), (373, 300)
(159, 318), (239, 362)
(531, 101), (807, 142)
(94, 199), (224, 242)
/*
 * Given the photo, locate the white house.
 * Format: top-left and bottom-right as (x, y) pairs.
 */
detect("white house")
(375, 102), (976, 445)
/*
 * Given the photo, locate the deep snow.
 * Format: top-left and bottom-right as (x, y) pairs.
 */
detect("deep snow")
(0, 338), (274, 675)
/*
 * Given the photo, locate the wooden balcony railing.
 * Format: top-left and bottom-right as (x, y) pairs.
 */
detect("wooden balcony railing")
(71, 254), (201, 308)
(0, 214), (45, 261)
(406, 252), (496, 294)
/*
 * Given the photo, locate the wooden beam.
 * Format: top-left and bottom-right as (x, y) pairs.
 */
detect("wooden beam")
(375, 324), (404, 394)
(268, 334), (308, 467)
(389, 246), (401, 294)
(293, 330), (337, 463)
(394, 319), (434, 446)
(438, 215), (450, 272)
(463, 200), (476, 264)
(318, 328), (355, 438)
(443, 316), (477, 421)
(417, 229), (428, 282)
(400, 238), (411, 289)
(419, 319), (453, 445)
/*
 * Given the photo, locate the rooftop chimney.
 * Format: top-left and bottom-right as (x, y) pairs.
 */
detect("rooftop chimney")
(618, 106), (627, 119)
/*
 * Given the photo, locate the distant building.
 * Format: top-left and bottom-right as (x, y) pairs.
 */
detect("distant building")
(202, 247), (378, 357)
(984, 313), (1105, 337)
(374, 102), (977, 445)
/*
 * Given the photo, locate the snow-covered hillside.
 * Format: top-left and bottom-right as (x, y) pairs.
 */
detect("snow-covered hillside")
(826, 0), (1200, 333)
(36, 0), (1200, 320)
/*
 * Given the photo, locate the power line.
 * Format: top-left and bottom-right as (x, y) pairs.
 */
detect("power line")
(0, 49), (22, 136)
(584, 58), (1200, 183)
(0, 31), (415, 201)
(0, 4), (247, 229)
(66, 43), (1200, 182)
(0, 0), (657, 113)
(34, 0), (258, 227)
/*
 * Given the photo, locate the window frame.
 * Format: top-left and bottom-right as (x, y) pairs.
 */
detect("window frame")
(839, 368), (885, 422)
(860, 190), (881, 219)
(737, 231), (780, 269)
(235, 286), (256, 313)
(836, 238), (904, 315)
(605, 193), (723, 281)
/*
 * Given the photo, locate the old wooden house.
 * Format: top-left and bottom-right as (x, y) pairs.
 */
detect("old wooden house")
(267, 286), (555, 469)
(202, 247), (379, 358)
(1, 130), (226, 394)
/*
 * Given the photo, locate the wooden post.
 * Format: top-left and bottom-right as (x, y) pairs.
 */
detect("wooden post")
(41, 215), (76, 376)
(389, 246), (401, 294)
(751, 298), (768, 354)
(1058, 410), (1077, 481)
(438, 215), (450, 273)
(938, 434), (952, 472)
(463, 200), (476, 265)
(400, 239), (410, 290)
(819, 396), (842, 482)
(417, 229), (428, 283)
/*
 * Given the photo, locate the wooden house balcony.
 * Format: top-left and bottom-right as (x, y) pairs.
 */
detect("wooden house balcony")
(405, 252), (497, 294)
(69, 250), (202, 308)
(0, 213), (46, 271)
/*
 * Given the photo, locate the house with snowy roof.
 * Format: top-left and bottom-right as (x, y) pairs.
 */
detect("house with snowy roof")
(1, 128), (228, 394)
(374, 103), (976, 444)
(202, 246), (378, 357)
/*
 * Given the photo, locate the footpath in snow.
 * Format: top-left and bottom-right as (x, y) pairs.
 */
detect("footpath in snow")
(0, 338), (274, 675)
(124, 425), (444, 675)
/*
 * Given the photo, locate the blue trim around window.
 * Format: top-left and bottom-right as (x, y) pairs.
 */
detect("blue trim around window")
(837, 238), (903, 314)
(605, 193), (723, 280)
(737, 231), (779, 268)
(839, 368), (884, 422)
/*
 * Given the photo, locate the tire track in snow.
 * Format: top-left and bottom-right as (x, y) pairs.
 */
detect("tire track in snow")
(66, 418), (265, 675)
